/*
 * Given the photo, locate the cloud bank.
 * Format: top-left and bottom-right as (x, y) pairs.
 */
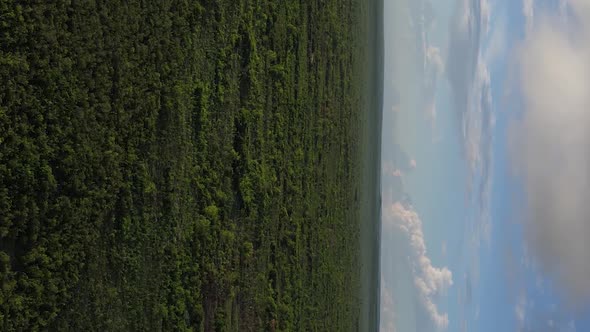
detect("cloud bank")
(512, 0), (590, 305)
(445, 2), (495, 307)
(447, 0), (494, 220)
(384, 201), (453, 330)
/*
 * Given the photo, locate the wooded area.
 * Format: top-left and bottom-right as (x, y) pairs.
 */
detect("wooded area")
(0, 0), (365, 330)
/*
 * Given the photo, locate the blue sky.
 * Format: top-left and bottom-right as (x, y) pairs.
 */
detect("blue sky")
(381, 0), (590, 331)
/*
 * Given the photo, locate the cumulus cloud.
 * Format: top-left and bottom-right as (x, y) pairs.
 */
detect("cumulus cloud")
(426, 46), (444, 78)
(384, 202), (453, 330)
(382, 161), (403, 178)
(387, 144), (416, 175)
(511, 0), (590, 305)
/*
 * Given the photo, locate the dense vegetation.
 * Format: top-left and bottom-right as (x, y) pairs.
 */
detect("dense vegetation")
(0, 0), (366, 330)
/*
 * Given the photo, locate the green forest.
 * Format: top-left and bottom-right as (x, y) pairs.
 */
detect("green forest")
(0, 0), (367, 330)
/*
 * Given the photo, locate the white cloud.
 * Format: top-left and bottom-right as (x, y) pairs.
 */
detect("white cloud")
(464, 60), (492, 179)
(382, 161), (403, 178)
(447, 0), (494, 208)
(485, 14), (507, 65)
(523, 0), (534, 33)
(380, 281), (397, 332)
(512, 0), (590, 305)
(515, 293), (527, 328)
(447, 0), (495, 267)
(409, 1), (444, 137)
(426, 46), (444, 76)
(423, 44), (444, 136)
(425, 100), (440, 141)
(481, 0), (491, 35)
(385, 202), (453, 330)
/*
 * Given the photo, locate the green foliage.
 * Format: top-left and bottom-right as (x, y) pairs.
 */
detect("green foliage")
(0, 0), (366, 330)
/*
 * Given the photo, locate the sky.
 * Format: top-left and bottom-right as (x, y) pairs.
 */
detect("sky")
(380, 0), (590, 331)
